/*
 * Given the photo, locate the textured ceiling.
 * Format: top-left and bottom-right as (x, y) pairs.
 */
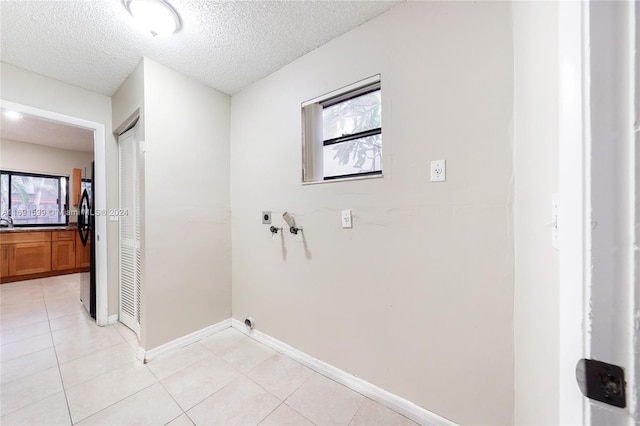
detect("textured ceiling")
(1, 109), (94, 153)
(0, 0), (398, 96)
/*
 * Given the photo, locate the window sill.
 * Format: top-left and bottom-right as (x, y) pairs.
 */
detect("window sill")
(302, 173), (383, 186)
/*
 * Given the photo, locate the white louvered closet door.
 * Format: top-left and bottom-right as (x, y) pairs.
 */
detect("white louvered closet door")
(118, 123), (141, 337)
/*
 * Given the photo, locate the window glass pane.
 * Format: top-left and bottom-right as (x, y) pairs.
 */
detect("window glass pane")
(10, 175), (64, 225)
(322, 90), (381, 141)
(323, 134), (382, 179)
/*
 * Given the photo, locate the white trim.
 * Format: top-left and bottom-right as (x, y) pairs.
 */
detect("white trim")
(107, 314), (118, 325)
(0, 100), (109, 327)
(557, 2), (588, 424)
(301, 74), (381, 107)
(301, 173), (383, 186)
(230, 319), (457, 426)
(141, 319), (232, 363)
(135, 346), (146, 363)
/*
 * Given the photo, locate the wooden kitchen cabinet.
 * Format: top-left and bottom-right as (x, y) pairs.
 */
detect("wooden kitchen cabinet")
(0, 246), (9, 278)
(52, 231), (76, 271)
(3, 232), (52, 276)
(73, 168), (82, 206)
(1, 229), (88, 283)
(75, 231), (91, 269)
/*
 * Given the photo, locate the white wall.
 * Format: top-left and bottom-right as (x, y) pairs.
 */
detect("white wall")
(230, 2), (514, 425)
(0, 139), (94, 223)
(141, 58), (231, 350)
(0, 62), (119, 316)
(511, 2), (560, 425)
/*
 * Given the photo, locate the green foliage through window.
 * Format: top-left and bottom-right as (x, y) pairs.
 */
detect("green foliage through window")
(0, 171), (68, 226)
(322, 86), (382, 179)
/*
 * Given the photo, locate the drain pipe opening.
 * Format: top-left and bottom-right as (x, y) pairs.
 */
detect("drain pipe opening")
(244, 316), (256, 331)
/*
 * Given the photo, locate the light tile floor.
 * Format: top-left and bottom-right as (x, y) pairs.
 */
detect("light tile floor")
(1, 275), (419, 426)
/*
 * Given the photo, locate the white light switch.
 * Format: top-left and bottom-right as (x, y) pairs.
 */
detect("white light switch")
(341, 210), (352, 228)
(430, 160), (446, 182)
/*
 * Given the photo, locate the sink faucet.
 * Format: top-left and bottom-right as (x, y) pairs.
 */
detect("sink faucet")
(0, 216), (14, 228)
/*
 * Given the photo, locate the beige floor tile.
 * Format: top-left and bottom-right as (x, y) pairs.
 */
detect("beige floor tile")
(76, 383), (182, 426)
(1, 300), (47, 317)
(65, 363), (157, 423)
(0, 391), (70, 426)
(220, 338), (276, 374)
(1, 302), (49, 330)
(54, 326), (125, 363)
(113, 321), (138, 341)
(260, 403), (315, 426)
(52, 321), (119, 346)
(147, 342), (213, 380)
(1, 347), (58, 385)
(0, 366), (64, 416)
(0, 332), (53, 362)
(45, 296), (85, 320)
(0, 320), (50, 346)
(49, 312), (94, 331)
(199, 328), (246, 354)
(42, 278), (80, 300)
(166, 413), (194, 425)
(187, 377), (280, 426)
(0, 278), (42, 291)
(248, 353), (314, 400)
(59, 342), (137, 388)
(51, 321), (103, 346)
(126, 336), (141, 352)
(286, 374), (365, 425)
(0, 285), (44, 306)
(349, 399), (418, 426)
(0, 278), (420, 426)
(161, 355), (240, 411)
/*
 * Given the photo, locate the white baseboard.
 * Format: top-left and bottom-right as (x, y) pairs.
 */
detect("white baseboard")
(230, 319), (457, 426)
(142, 318), (231, 363)
(107, 314), (118, 325)
(136, 346), (146, 363)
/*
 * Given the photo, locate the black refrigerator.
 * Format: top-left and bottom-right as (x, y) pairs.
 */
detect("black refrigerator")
(78, 161), (96, 319)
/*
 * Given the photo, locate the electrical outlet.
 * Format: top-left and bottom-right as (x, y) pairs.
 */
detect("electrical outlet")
(262, 211), (271, 224)
(430, 160), (446, 182)
(341, 210), (352, 228)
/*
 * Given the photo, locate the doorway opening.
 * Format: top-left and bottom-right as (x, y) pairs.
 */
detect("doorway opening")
(0, 99), (109, 326)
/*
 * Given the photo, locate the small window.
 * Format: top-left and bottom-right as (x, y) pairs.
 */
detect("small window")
(0, 171), (69, 227)
(302, 75), (382, 182)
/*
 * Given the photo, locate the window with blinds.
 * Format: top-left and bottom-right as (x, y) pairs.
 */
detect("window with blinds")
(302, 75), (382, 182)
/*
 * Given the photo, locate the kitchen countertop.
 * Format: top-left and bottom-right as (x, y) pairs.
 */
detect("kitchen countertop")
(0, 225), (78, 233)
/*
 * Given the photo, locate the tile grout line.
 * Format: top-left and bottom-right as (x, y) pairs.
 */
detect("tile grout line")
(174, 361), (246, 420)
(346, 395), (367, 426)
(146, 357), (193, 423)
(282, 401), (319, 426)
(256, 401), (285, 426)
(0, 325), (52, 347)
(0, 282), (55, 419)
(70, 380), (159, 425)
(198, 330), (318, 425)
(42, 288), (75, 426)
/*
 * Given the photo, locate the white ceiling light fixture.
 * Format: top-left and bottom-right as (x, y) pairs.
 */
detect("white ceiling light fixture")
(4, 110), (23, 121)
(123, 0), (182, 37)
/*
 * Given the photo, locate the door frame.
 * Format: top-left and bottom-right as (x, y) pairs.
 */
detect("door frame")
(1, 100), (109, 326)
(559, 1), (638, 424)
(558, 1), (589, 423)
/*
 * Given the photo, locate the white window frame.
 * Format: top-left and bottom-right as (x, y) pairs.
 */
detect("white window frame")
(302, 74), (382, 184)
